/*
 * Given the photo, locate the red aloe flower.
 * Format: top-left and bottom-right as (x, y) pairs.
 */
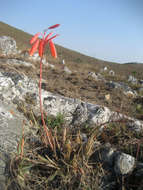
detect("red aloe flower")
(29, 39), (40, 56)
(29, 24), (60, 150)
(49, 40), (57, 58)
(30, 32), (40, 44)
(29, 24), (59, 58)
(39, 39), (45, 58)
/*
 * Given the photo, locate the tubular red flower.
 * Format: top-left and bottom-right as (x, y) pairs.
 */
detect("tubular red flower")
(30, 32), (40, 44)
(49, 40), (57, 58)
(39, 39), (45, 57)
(29, 39), (40, 56)
(48, 24), (60, 29)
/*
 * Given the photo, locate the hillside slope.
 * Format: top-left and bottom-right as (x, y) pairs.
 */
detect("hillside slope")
(1, 21), (143, 78)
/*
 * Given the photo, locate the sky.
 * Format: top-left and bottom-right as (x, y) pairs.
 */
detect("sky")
(0, 0), (143, 63)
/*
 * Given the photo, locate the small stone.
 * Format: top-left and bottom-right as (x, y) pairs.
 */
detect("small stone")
(64, 66), (72, 74)
(105, 94), (111, 102)
(109, 70), (115, 76)
(124, 90), (136, 98)
(48, 64), (55, 69)
(114, 153), (135, 175)
(104, 67), (108, 71)
(128, 75), (138, 84)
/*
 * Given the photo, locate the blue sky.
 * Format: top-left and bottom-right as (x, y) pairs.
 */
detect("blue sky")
(1, 0), (143, 63)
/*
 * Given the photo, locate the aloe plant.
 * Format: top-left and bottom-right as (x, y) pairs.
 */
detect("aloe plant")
(29, 24), (60, 149)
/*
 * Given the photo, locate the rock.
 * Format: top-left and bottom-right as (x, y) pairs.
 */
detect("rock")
(43, 93), (115, 127)
(0, 100), (31, 189)
(63, 66), (72, 74)
(29, 52), (40, 61)
(48, 63), (55, 69)
(106, 81), (129, 91)
(103, 66), (108, 71)
(100, 67), (108, 73)
(88, 72), (104, 81)
(0, 69), (142, 132)
(0, 36), (18, 55)
(71, 102), (88, 126)
(139, 80), (143, 86)
(99, 174), (117, 190)
(127, 119), (143, 132)
(138, 87), (143, 95)
(105, 81), (115, 89)
(42, 60), (55, 69)
(105, 94), (111, 102)
(135, 163), (143, 190)
(135, 162), (143, 178)
(43, 92), (143, 131)
(62, 59), (65, 65)
(114, 153), (135, 175)
(43, 92), (82, 124)
(124, 90), (136, 98)
(80, 133), (88, 143)
(109, 70), (115, 76)
(0, 71), (38, 103)
(106, 81), (137, 98)
(6, 58), (34, 67)
(87, 105), (113, 127)
(88, 72), (99, 80)
(42, 57), (47, 65)
(92, 144), (139, 176)
(0, 101), (28, 153)
(0, 156), (6, 190)
(128, 75), (138, 84)
(92, 143), (115, 167)
(91, 143), (143, 189)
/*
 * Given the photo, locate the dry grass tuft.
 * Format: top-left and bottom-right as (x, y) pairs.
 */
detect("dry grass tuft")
(5, 114), (143, 190)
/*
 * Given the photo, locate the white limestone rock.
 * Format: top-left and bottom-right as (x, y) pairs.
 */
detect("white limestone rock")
(0, 36), (18, 55)
(114, 153), (135, 175)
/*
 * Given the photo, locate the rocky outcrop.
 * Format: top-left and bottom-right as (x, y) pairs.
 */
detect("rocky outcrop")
(106, 81), (137, 97)
(0, 57), (34, 68)
(128, 75), (138, 84)
(92, 143), (143, 190)
(88, 72), (104, 81)
(0, 100), (32, 189)
(0, 69), (142, 131)
(0, 36), (18, 55)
